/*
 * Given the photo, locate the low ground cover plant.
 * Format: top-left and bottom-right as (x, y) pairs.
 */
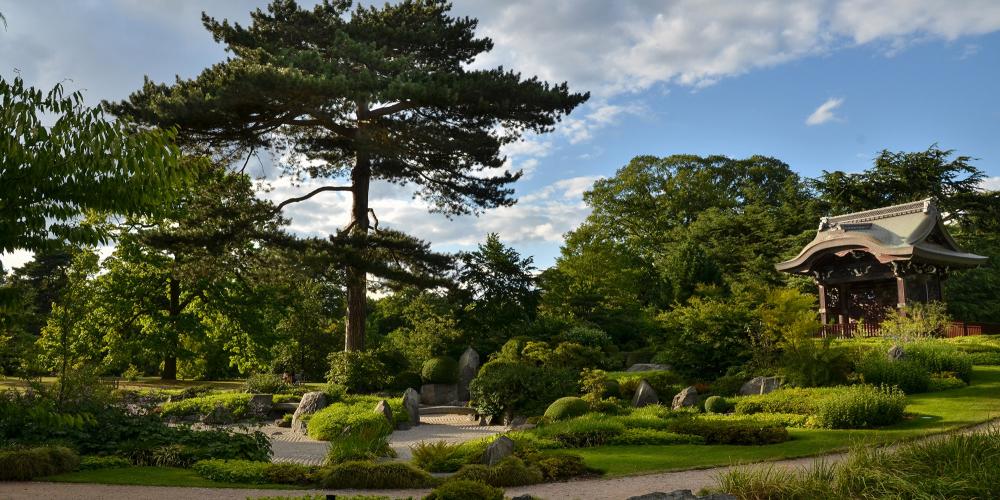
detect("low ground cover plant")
(0, 446), (79, 481)
(192, 459), (315, 485)
(306, 396), (406, 442)
(159, 393), (255, 422)
(425, 479), (504, 500)
(411, 440), (471, 472)
(809, 385), (905, 429)
(451, 456), (544, 487)
(319, 460), (437, 489)
(667, 418), (788, 445)
(243, 373), (291, 394)
(78, 455), (131, 470)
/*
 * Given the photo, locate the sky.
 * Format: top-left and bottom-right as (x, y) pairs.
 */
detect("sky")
(2, 0), (999, 270)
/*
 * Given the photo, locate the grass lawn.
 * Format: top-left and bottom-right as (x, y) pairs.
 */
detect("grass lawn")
(43, 466), (299, 489)
(576, 365), (1000, 476)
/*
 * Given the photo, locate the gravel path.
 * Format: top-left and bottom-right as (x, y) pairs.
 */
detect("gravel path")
(5, 419), (996, 500)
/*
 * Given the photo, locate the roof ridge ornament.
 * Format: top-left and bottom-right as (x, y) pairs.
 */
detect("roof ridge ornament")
(825, 198), (934, 225)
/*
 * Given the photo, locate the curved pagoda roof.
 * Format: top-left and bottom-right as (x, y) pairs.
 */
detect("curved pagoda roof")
(776, 198), (987, 275)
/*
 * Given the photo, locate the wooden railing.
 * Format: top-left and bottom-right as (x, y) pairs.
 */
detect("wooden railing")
(818, 321), (1000, 339)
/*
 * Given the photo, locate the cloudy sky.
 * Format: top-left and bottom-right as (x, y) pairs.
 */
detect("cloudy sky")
(2, 0), (999, 269)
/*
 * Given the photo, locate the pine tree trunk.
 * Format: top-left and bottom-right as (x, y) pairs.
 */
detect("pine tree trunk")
(344, 146), (371, 352)
(162, 275), (180, 380)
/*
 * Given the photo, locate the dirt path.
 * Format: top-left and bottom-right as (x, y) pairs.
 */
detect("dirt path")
(4, 420), (996, 500)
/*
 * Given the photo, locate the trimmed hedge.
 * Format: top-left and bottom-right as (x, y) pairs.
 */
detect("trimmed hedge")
(79, 455), (131, 470)
(0, 446), (79, 481)
(855, 352), (930, 393)
(544, 397), (590, 421)
(606, 428), (705, 446)
(810, 385), (906, 429)
(320, 460), (437, 488)
(531, 414), (624, 448)
(192, 459), (316, 485)
(700, 413), (809, 428)
(451, 456), (544, 487)
(734, 387), (841, 415)
(426, 480), (504, 500)
(422, 357), (459, 384)
(159, 393), (255, 422)
(667, 418), (788, 445)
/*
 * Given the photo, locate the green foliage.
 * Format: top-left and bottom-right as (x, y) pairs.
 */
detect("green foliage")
(704, 396), (731, 414)
(710, 374), (748, 397)
(609, 371), (682, 401)
(855, 351), (931, 394)
(319, 460), (437, 489)
(906, 341), (973, 382)
(559, 325), (613, 348)
(451, 456), (544, 487)
(654, 294), (754, 379)
(928, 376), (966, 392)
(421, 356), (459, 384)
(326, 351), (390, 394)
(734, 387), (841, 416)
(810, 385), (906, 429)
(543, 397), (590, 421)
(307, 401), (393, 443)
(880, 302), (952, 340)
(529, 452), (594, 481)
(243, 373), (290, 395)
(78, 455), (132, 470)
(579, 369), (620, 399)
(968, 352), (1000, 365)
(469, 357), (577, 417)
(159, 393), (254, 422)
(192, 459), (315, 485)
(325, 427), (394, 465)
(426, 480), (504, 500)
(606, 428), (705, 446)
(531, 414), (624, 448)
(385, 293), (464, 370)
(0, 446), (79, 481)
(666, 418), (788, 445)
(411, 441), (470, 473)
(699, 412), (809, 428)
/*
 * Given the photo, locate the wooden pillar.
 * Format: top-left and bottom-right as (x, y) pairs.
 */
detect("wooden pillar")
(896, 276), (907, 317)
(838, 284), (849, 324)
(817, 283), (828, 325)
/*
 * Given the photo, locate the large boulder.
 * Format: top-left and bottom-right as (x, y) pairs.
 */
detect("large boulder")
(671, 386), (699, 410)
(888, 344), (906, 362)
(458, 347), (480, 401)
(420, 383), (459, 406)
(626, 363), (672, 372)
(402, 387), (421, 426)
(632, 379), (659, 408)
(374, 400), (393, 425)
(248, 394), (273, 418)
(202, 404), (233, 425)
(739, 376), (782, 396)
(482, 435), (515, 466)
(291, 391), (328, 429)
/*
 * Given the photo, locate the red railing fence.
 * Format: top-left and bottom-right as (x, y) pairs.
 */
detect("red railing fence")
(818, 321), (1000, 339)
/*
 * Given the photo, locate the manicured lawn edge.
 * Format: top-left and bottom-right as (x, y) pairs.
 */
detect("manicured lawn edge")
(41, 466), (300, 489)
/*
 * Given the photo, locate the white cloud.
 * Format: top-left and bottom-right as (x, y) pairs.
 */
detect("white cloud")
(806, 97), (845, 126)
(0, 250), (35, 272)
(561, 101), (647, 144)
(982, 177), (1000, 192)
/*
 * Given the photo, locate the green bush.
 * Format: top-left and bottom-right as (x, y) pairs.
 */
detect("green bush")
(531, 414), (624, 448)
(327, 351), (390, 394)
(307, 401), (393, 442)
(855, 352), (930, 393)
(610, 371), (682, 400)
(193, 460), (316, 485)
(263, 462), (317, 485)
(426, 480), (503, 500)
(606, 428), (705, 445)
(734, 387), (841, 415)
(159, 393), (255, 422)
(469, 360), (577, 417)
(928, 375), (967, 392)
(411, 441), (470, 473)
(0, 446), (80, 481)
(667, 418), (788, 445)
(528, 452), (594, 480)
(579, 368), (620, 399)
(704, 396), (731, 414)
(700, 413), (809, 428)
(710, 374), (747, 397)
(392, 371), (424, 391)
(544, 397), (590, 421)
(325, 426), (394, 464)
(79, 455), (131, 470)
(243, 373), (291, 394)
(967, 352), (1000, 365)
(810, 385), (906, 429)
(421, 357), (459, 384)
(907, 342), (973, 382)
(451, 456), (544, 487)
(319, 460), (436, 489)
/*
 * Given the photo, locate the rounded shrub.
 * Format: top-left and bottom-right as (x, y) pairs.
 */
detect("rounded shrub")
(451, 456), (544, 487)
(392, 371), (424, 391)
(422, 356), (459, 384)
(543, 397), (590, 421)
(320, 460), (436, 488)
(327, 351), (390, 393)
(704, 395), (731, 414)
(243, 373), (290, 394)
(426, 479), (504, 500)
(0, 446), (80, 481)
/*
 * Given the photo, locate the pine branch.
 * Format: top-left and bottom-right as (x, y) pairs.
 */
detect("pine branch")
(274, 185), (353, 211)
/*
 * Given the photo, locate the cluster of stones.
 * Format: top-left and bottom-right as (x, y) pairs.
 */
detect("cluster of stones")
(420, 346), (480, 406)
(626, 363), (784, 411)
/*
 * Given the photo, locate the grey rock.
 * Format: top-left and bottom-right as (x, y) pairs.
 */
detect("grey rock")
(671, 386), (699, 410)
(292, 392), (328, 428)
(626, 363), (673, 372)
(510, 496), (534, 500)
(403, 387), (421, 426)
(374, 400), (393, 424)
(739, 376), (782, 396)
(507, 415), (527, 428)
(627, 490), (736, 500)
(202, 404), (233, 425)
(248, 394), (273, 417)
(458, 347), (480, 401)
(420, 383), (458, 406)
(291, 420), (307, 435)
(396, 422), (412, 431)
(888, 344), (906, 362)
(632, 379), (660, 408)
(483, 435), (515, 466)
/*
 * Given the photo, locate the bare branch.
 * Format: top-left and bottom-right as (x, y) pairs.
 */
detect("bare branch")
(275, 185), (353, 212)
(368, 208), (379, 231)
(365, 101), (414, 119)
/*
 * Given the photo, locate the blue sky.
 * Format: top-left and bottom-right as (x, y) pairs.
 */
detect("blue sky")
(2, 1), (999, 270)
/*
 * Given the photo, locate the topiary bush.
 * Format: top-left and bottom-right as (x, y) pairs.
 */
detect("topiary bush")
(327, 351), (391, 394)
(451, 456), (544, 487)
(426, 480), (504, 500)
(667, 418), (788, 445)
(421, 357), (459, 384)
(543, 397), (590, 421)
(0, 446), (79, 481)
(319, 460), (436, 489)
(469, 360), (577, 418)
(704, 396), (732, 414)
(855, 352), (930, 394)
(243, 373), (290, 394)
(392, 371), (424, 391)
(527, 452), (594, 480)
(159, 393), (255, 423)
(810, 384), (906, 429)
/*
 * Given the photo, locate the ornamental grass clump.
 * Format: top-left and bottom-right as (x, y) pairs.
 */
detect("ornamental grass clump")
(531, 414), (625, 448)
(192, 459), (316, 485)
(0, 446), (79, 481)
(411, 440), (469, 473)
(319, 460), (437, 489)
(425, 480), (504, 500)
(810, 384), (905, 429)
(450, 456), (543, 487)
(906, 341), (972, 382)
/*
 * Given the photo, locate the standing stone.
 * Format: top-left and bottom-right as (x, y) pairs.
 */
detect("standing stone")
(458, 347), (480, 401)
(420, 383), (459, 406)
(248, 394), (273, 417)
(482, 435), (515, 466)
(626, 363), (672, 372)
(403, 387), (421, 426)
(887, 344), (906, 362)
(671, 386), (699, 410)
(739, 376), (782, 396)
(202, 403), (233, 424)
(291, 391), (328, 429)
(632, 379), (659, 408)
(374, 400), (394, 425)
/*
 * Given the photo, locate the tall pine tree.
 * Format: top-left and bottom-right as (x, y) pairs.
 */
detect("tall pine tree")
(109, 0), (587, 350)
